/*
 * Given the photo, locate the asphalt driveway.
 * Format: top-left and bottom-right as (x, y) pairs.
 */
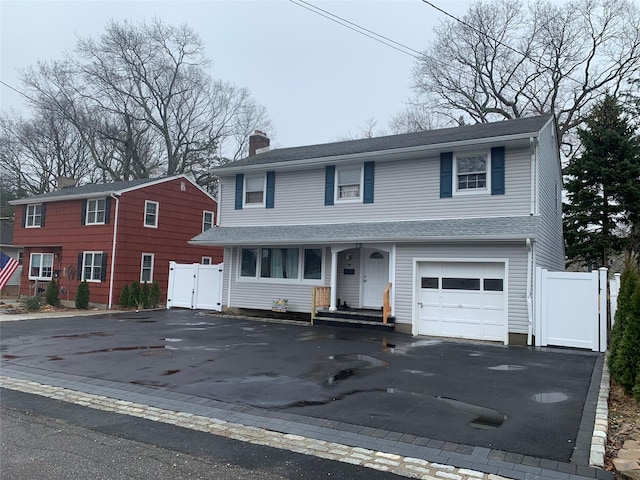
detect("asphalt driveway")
(0, 309), (600, 462)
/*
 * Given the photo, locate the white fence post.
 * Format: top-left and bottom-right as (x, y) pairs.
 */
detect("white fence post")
(610, 272), (621, 327)
(599, 267), (608, 353)
(534, 267), (544, 346)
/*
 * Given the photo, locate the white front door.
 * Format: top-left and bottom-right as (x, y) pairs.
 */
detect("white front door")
(362, 249), (388, 308)
(417, 262), (506, 341)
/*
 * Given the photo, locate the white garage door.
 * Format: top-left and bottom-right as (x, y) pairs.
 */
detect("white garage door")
(417, 262), (506, 341)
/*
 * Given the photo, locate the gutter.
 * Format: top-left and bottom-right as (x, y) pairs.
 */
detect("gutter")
(108, 194), (120, 309)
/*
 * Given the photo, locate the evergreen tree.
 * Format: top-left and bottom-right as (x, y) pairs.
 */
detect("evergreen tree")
(119, 283), (130, 308)
(608, 261), (639, 382)
(564, 94), (640, 268)
(130, 282), (141, 308)
(75, 281), (90, 309)
(45, 279), (60, 307)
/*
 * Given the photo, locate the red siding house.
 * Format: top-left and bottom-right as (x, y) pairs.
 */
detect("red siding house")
(11, 176), (222, 308)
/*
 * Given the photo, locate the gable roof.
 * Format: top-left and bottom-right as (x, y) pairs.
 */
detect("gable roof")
(190, 215), (540, 246)
(9, 175), (212, 205)
(215, 114), (554, 173)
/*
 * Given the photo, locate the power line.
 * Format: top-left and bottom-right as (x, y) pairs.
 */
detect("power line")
(289, 0), (425, 61)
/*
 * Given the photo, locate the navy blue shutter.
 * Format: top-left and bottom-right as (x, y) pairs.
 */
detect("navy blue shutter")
(325, 166), (335, 206)
(77, 253), (83, 280)
(440, 152), (453, 198)
(81, 199), (87, 225)
(22, 206), (26, 227)
(235, 174), (244, 210)
(265, 171), (275, 208)
(40, 204), (46, 227)
(105, 197), (112, 224)
(363, 161), (375, 204)
(101, 253), (108, 281)
(491, 147), (505, 195)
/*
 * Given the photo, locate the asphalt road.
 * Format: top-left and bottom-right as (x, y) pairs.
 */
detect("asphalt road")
(0, 309), (600, 462)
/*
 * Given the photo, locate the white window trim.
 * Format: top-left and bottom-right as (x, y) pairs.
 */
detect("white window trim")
(453, 151), (491, 196)
(237, 246), (324, 284)
(140, 253), (154, 283)
(25, 204), (42, 228)
(243, 175), (266, 208)
(82, 251), (103, 283)
(201, 256), (212, 265)
(144, 200), (159, 228)
(28, 253), (54, 280)
(335, 166), (363, 203)
(202, 210), (214, 232)
(85, 198), (106, 225)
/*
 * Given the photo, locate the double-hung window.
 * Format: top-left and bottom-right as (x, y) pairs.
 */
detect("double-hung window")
(336, 166), (361, 200)
(83, 252), (104, 282)
(144, 201), (159, 228)
(86, 198), (106, 224)
(240, 247), (323, 281)
(456, 154), (487, 192)
(245, 176), (264, 206)
(29, 253), (53, 280)
(25, 204), (43, 227)
(140, 253), (154, 282)
(203, 211), (214, 231)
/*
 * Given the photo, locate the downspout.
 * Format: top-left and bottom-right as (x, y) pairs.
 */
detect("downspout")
(526, 238), (534, 346)
(108, 194), (120, 310)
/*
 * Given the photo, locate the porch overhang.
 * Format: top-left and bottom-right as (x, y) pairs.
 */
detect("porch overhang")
(189, 216), (540, 247)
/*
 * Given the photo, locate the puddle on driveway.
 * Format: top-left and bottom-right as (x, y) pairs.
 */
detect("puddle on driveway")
(532, 392), (568, 403)
(436, 396), (506, 429)
(488, 364), (526, 371)
(402, 369), (434, 377)
(162, 369), (180, 376)
(53, 332), (112, 339)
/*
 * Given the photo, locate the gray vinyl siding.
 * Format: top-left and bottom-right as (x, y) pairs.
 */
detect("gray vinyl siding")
(393, 242), (530, 334)
(534, 120), (565, 271)
(222, 246), (331, 313)
(219, 146), (532, 227)
(336, 250), (360, 308)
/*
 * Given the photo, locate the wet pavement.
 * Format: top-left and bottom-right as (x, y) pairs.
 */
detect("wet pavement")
(0, 309), (612, 480)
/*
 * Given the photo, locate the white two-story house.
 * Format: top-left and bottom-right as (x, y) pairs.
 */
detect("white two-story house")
(191, 115), (564, 345)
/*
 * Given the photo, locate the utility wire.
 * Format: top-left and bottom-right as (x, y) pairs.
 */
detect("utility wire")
(289, 0), (425, 61)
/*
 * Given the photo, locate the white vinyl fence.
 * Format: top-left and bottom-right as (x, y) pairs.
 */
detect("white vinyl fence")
(535, 267), (609, 352)
(167, 262), (223, 311)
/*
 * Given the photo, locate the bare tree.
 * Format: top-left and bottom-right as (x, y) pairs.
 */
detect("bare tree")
(411, 0), (640, 156)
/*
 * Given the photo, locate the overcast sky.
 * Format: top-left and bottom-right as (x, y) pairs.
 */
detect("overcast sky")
(0, 0), (472, 149)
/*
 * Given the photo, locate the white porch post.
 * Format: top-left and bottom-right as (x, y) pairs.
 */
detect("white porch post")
(330, 248), (338, 311)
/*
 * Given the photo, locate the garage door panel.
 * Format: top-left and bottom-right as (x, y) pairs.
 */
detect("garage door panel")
(417, 261), (506, 342)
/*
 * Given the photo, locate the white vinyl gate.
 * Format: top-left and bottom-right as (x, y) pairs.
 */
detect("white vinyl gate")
(166, 262), (223, 311)
(535, 267), (608, 352)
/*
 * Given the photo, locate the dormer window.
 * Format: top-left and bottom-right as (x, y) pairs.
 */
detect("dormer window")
(245, 176), (265, 206)
(337, 166), (361, 201)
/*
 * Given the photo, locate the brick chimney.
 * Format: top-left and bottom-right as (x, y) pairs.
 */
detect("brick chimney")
(249, 130), (270, 156)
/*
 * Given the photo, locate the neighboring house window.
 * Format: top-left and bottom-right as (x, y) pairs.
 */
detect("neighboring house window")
(456, 154), (487, 191)
(336, 166), (362, 200)
(239, 246), (323, 282)
(25, 204), (43, 228)
(201, 257), (212, 265)
(245, 176), (265, 206)
(82, 252), (104, 282)
(144, 201), (159, 228)
(140, 253), (154, 282)
(203, 211), (214, 231)
(29, 253), (53, 280)
(85, 198), (106, 224)
(18, 252), (24, 265)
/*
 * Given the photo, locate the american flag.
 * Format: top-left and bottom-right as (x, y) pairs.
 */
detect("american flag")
(0, 251), (19, 290)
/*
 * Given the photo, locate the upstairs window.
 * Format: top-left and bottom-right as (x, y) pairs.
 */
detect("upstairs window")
(25, 204), (43, 228)
(336, 166), (361, 200)
(245, 176), (265, 206)
(203, 211), (214, 232)
(86, 199), (107, 225)
(144, 200), (159, 228)
(456, 154), (487, 191)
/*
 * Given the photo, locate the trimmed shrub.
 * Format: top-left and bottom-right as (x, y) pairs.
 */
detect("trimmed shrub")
(609, 262), (639, 383)
(150, 281), (161, 308)
(75, 281), (90, 309)
(141, 282), (151, 309)
(119, 283), (131, 308)
(130, 282), (141, 308)
(618, 283), (640, 393)
(21, 296), (42, 312)
(45, 279), (60, 307)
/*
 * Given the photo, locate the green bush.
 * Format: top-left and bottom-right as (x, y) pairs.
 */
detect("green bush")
(75, 281), (90, 309)
(130, 282), (141, 308)
(119, 283), (131, 308)
(20, 296), (42, 312)
(45, 279), (60, 307)
(618, 283), (640, 393)
(150, 281), (161, 308)
(141, 282), (151, 309)
(609, 262), (639, 383)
